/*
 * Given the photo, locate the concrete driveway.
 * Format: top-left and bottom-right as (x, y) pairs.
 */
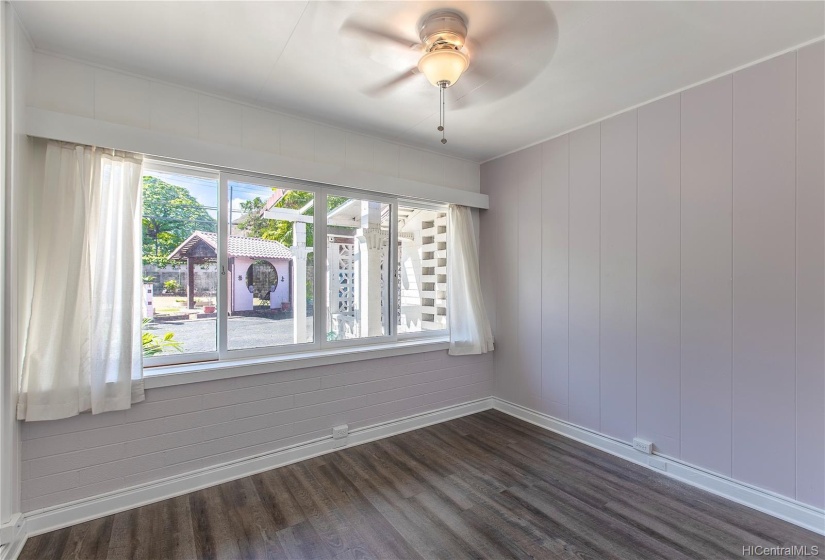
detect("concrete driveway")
(145, 315), (316, 355)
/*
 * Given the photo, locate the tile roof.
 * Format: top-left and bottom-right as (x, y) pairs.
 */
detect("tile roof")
(168, 231), (293, 260)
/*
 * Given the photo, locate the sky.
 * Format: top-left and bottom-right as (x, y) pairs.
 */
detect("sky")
(145, 171), (288, 222)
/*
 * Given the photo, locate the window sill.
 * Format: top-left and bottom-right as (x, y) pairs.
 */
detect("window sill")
(143, 337), (450, 389)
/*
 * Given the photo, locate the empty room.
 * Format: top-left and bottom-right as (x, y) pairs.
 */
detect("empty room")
(0, 1), (823, 559)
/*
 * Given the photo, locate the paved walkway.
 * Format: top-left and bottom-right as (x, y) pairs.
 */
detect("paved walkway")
(145, 315), (316, 354)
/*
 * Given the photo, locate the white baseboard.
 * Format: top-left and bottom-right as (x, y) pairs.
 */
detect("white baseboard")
(492, 398), (825, 536)
(22, 397), (494, 541)
(11, 394), (823, 560)
(0, 515), (27, 560)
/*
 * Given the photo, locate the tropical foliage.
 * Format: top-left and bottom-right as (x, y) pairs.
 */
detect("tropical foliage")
(141, 318), (183, 356)
(163, 279), (180, 294)
(235, 191), (348, 246)
(142, 177), (216, 266)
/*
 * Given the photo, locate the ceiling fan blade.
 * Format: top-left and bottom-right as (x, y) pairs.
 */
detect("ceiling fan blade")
(341, 19), (422, 51)
(364, 67), (420, 97)
(451, 2), (559, 109)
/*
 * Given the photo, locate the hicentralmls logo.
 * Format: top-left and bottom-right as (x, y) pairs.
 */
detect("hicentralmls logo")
(742, 545), (820, 557)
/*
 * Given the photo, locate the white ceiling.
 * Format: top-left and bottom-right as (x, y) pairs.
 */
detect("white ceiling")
(14, 1), (824, 162)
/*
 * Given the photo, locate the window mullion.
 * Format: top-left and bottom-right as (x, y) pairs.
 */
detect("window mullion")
(389, 201), (399, 340)
(316, 188), (328, 349)
(217, 173), (229, 359)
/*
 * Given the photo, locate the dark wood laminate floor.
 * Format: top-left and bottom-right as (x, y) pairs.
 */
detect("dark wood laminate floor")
(21, 410), (824, 559)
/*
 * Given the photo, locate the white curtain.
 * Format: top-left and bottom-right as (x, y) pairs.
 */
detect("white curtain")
(17, 141), (144, 421)
(447, 205), (494, 355)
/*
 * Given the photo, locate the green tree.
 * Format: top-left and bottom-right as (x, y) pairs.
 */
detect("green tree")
(234, 197), (270, 238)
(235, 190), (348, 247)
(142, 177), (216, 266)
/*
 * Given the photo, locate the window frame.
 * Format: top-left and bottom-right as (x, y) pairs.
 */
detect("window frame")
(141, 159), (449, 371)
(219, 172), (322, 360)
(319, 186), (398, 349)
(395, 199), (450, 341)
(142, 161), (221, 368)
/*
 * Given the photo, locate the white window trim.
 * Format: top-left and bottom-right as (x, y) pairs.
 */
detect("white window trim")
(219, 172), (322, 360)
(143, 336), (449, 389)
(141, 158), (451, 376)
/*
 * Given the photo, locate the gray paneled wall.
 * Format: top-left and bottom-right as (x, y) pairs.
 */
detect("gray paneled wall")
(19, 351), (493, 512)
(480, 41), (825, 509)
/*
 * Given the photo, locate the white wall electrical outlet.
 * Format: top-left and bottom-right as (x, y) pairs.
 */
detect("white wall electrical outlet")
(632, 438), (653, 454)
(332, 424), (348, 448)
(649, 458), (668, 471)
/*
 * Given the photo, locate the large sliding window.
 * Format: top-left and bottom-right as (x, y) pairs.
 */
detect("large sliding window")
(141, 165), (220, 364)
(141, 162), (447, 367)
(224, 176), (316, 354)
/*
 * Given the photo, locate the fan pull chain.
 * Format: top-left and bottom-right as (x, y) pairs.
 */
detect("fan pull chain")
(438, 82), (447, 144)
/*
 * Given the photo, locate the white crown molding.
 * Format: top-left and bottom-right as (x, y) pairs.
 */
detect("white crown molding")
(492, 398), (825, 536)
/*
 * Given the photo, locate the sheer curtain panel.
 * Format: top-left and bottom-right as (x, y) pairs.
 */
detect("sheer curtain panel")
(447, 205), (494, 355)
(17, 141), (144, 421)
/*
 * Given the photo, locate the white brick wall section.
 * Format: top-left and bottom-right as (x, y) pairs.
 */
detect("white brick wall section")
(20, 351), (494, 512)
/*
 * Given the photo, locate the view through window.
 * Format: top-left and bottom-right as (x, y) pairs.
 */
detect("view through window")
(140, 163), (449, 365)
(227, 180), (315, 350)
(397, 206), (448, 333)
(325, 196), (390, 340)
(141, 169), (219, 358)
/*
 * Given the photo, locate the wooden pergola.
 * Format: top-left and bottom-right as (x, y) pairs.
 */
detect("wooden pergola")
(168, 235), (218, 310)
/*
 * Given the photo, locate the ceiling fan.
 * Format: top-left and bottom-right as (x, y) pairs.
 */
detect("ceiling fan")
(341, 4), (558, 145)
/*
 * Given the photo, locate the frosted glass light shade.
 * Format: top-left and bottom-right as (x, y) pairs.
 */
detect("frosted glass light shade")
(417, 49), (469, 87)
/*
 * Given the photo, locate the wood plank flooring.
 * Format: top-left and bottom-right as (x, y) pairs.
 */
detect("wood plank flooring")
(20, 410), (824, 559)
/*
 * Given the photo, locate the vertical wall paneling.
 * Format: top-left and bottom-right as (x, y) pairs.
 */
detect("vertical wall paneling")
(372, 141), (400, 179)
(242, 106), (281, 155)
(679, 76), (734, 476)
(494, 153), (521, 403)
(314, 125), (346, 166)
(29, 54), (94, 118)
(795, 41), (825, 509)
(599, 111), (637, 442)
(567, 124), (601, 431)
(636, 96), (681, 457)
(479, 163), (499, 337)
(483, 156), (518, 402)
(517, 147), (544, 407)
(540, 136), (570, 417)
(197, 95), (242, 147)
(482, 42), (824, 508)
(345, 133), (373, 173)
(279, 116), (315, 161)
(732, 52), (797, 497)
(94, 69), (151, 129)
(150, 82), (199, 139)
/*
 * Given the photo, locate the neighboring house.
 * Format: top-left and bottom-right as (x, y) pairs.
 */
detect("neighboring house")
(168, 231), (293, 313)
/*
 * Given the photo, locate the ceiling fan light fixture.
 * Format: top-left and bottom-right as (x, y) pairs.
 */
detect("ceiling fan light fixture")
(417, 48), (469, 87)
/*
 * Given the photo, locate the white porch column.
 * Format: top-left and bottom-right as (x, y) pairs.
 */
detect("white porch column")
(356, 201), (386, 337)
(291, 222), (310, 344)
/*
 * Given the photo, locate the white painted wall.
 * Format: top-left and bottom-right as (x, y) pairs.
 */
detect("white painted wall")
(10, 47), (493, 518)
(19, 350), (493, 512)
(1, 3), (33, 527)
(480, 41), (825, 509)
(26, 52), (481, 194)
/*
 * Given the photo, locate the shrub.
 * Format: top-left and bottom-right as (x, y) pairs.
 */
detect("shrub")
(163, 279), (180, 294)
(141, 318), (183, 356)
